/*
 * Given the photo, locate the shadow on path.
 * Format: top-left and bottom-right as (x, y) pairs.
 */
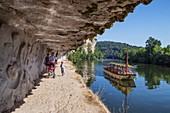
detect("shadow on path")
(3, 71), (49, 113)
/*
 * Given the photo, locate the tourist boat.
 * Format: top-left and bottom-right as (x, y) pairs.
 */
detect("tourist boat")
(103, 47), (136, 80)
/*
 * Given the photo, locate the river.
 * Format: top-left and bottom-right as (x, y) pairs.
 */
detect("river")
(75, 61), (170, 113)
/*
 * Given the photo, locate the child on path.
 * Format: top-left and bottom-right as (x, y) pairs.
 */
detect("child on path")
(60, 61), (65, 76)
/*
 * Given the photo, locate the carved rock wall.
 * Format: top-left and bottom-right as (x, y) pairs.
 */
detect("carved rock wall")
(0, 23), (47, 112)
(0, 0), (152, 112)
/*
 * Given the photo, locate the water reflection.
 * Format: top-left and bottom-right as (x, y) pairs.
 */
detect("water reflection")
(75, 60), (96, 86)
(80, 61), (170, 113)
(133, 64), (170, 89)
(104, 75), (136, 113)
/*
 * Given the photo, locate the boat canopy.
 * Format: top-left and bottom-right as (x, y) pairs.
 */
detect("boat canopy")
(110, 62), (134, 68)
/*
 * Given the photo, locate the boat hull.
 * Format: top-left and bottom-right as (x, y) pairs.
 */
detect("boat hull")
(103, 68), (136, 80)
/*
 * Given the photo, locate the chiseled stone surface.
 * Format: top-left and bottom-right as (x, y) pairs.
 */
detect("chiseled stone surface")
(0, 0), (152, 112)
(0, 24), (47, 112)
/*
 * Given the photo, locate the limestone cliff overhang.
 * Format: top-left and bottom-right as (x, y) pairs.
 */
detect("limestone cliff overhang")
(0, 0), (152, 52)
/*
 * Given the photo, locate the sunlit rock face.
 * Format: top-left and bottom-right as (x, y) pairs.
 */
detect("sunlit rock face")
(0, 0), (152, 112)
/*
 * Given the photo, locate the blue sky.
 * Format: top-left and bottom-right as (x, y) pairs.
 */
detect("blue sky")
(96, 0), (170, 47)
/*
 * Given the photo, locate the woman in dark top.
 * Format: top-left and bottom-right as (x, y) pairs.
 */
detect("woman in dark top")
(44, 53), (50, 73)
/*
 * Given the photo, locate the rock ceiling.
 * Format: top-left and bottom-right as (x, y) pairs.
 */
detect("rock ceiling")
(0, 0), (152, 52)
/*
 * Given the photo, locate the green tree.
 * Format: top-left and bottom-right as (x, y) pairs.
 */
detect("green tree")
(130, 49), (137, 56)
(129, 37), (170, 66)
(164, 45), (170, 55)
(136, 48), (146, 63)
(94, 48), (104, 59)
(145, 37), (162, 63)
(67, 45), (104, 64)
(153, 45), (163, 55)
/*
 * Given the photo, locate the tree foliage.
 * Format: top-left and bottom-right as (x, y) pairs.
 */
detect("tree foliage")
(129, 37), (170, 66)
(67, 46), (104, 64)
(96, 41), (140, 60)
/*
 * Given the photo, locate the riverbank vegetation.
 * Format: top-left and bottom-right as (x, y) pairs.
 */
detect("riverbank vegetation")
(67, 45), (104, 64)
(129, 37), (170, 66)
(68, 37), (170, 67)
(96, 37), (170, 67)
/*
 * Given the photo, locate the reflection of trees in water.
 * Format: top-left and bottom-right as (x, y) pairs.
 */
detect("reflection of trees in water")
(75, 60), (95, 86)
(134, 64), (170, 89)
(86, 77), (95, 87)
(75, 61), (85, 76)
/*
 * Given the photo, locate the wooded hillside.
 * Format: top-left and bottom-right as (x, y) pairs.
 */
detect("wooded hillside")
(96, 41), (140, 60)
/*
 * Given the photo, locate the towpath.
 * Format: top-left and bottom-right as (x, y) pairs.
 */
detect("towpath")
(12, 61), (109, 113)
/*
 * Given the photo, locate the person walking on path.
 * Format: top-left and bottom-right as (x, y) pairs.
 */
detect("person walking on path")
(49, 52), (57, 67)
(47, 52), (57, 78)
(49, 52), (57, 63)
(60, 61), (65, 76)
(44, 53), (50, 73)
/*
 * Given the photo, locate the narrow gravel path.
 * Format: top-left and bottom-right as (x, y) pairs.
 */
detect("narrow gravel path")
(12, 61), (110, 113)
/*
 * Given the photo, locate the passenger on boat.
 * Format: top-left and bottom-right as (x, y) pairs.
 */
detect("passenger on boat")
(107, 63), (111, 71)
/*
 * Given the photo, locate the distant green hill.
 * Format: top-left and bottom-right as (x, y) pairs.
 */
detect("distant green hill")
(96, 41), (140, 60)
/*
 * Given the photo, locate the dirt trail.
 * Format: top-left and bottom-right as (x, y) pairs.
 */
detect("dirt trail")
(12, 61), (110, 113)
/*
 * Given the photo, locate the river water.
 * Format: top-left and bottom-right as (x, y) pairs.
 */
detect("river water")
(75, 61), (170, 113)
